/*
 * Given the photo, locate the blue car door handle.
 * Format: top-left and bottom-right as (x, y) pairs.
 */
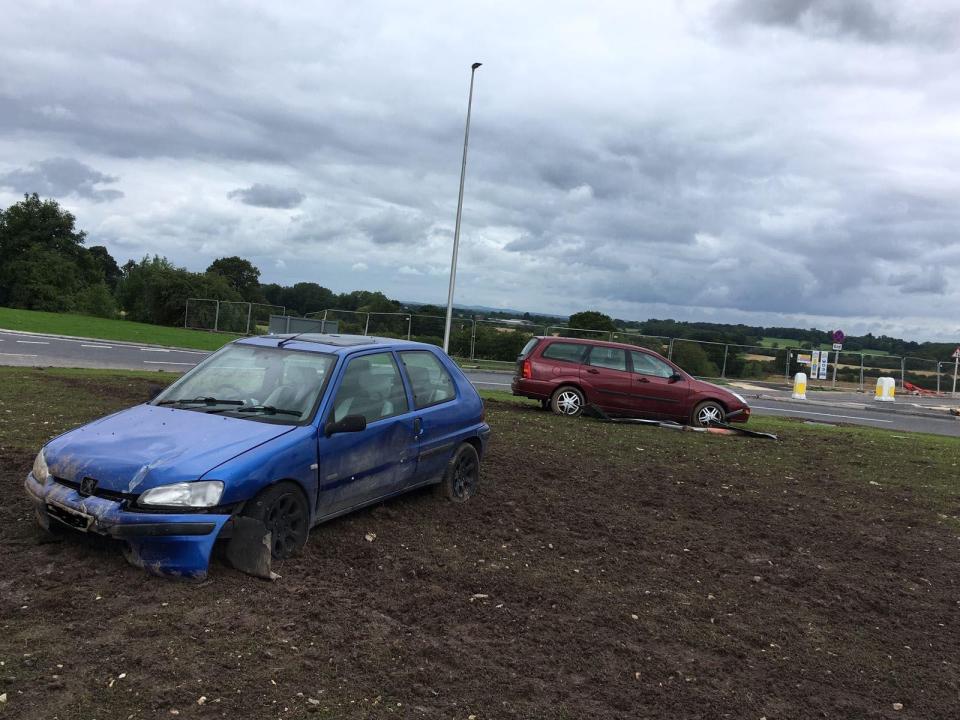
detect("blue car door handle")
(413, 417), (423, 437)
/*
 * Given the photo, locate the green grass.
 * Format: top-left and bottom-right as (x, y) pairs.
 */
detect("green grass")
(5, 368), (958, 508)
(454, 357), (515, 371)
(759, 336), (891, 356)
(0, 306), (242, 351)
(482, 396), (960, 507)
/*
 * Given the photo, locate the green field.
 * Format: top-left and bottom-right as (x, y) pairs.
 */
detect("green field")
(0, 307), (242, 351)
(5, 366), (956, 492)
(759, 336), (890, 355)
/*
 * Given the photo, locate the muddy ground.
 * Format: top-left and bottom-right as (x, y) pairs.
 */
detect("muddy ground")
(1, 377), (959, 719)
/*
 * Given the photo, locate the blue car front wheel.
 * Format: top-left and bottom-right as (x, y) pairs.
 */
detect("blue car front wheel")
(243, 482), (309, 559)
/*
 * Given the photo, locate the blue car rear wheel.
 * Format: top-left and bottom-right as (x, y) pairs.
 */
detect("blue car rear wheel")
(438, 443), (480, 503)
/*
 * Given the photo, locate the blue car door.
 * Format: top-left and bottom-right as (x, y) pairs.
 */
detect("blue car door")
(397, 350), (463, 484)
(316, 352), (418, 516)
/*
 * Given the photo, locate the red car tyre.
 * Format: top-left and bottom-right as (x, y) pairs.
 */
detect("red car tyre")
(551, 385), (585, 417)
(691, 400), (725, 427)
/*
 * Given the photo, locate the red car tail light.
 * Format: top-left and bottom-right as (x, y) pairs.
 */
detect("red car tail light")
(521, 359), (532, 379)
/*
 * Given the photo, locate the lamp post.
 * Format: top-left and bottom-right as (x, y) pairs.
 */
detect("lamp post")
(443, 62), (482, 354)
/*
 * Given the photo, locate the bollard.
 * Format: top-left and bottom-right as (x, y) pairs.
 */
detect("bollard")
(874, 377), (896, 402)
(792, 372), (807, 400)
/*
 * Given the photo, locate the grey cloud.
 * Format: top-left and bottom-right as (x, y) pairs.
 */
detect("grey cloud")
(228, 183), (304, 209)
(359, 208), (432, 246)
(0, 157), (123, 202)
(1, 1), (958, 338)
(720, 0), (893, 42)
(889, 267), (946, 295)
(713, 0), (959, 46)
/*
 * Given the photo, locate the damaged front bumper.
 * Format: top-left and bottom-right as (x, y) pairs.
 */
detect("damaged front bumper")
(24, 471), (230, 579)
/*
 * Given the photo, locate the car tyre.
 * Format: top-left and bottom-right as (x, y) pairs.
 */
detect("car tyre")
(437, 443), (481, 503)
(242, 481), (309, 559)
(692, 400), (725, 427)
(551, 385), (585, 417)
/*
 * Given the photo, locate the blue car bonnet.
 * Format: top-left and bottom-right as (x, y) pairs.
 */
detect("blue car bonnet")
(44, 404), (296, 494)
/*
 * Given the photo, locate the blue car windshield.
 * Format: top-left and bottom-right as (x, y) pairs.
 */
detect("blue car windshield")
(153, 344), (336, 423)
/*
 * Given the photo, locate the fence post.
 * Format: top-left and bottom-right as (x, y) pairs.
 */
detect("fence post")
(470, 320), (477, 360)
(184, 299), (190, 329)
(785, 350), (791, 381)
(245, 303), (252, 334)
(213, 301), (220, 332)
(363, 313), (370, 336)
(721, 345), (728, 378)
(406, 316), (412, 340)
(859, 354), (864, 392)
(937, 361), (941, 395)
(900, 357), (906, 388)
(668, 338), (675, 361)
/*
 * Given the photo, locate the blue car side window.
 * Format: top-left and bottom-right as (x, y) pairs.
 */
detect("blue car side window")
(398, 351), (456, 410)
(332, 353), (409, 423)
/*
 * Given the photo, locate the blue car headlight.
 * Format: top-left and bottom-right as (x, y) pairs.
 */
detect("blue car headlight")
(139, 481), (224, 508)
(32, 449), (49, 484)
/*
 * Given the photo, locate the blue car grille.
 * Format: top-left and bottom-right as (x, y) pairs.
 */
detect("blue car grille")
(53, 477), (137, 504)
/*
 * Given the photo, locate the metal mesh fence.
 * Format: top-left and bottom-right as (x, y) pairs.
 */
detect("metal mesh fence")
(545, 325), (611, 340)
(184, 298), (219, 331)
(192, 300), (955, 390)
(185, 299), (283, 334)
(609, 332), (670, 355)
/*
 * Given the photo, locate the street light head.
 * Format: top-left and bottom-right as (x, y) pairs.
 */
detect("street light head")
(471, 62), (482, 70)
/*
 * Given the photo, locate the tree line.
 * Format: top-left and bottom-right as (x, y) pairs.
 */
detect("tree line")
(0, 193), (953, 366)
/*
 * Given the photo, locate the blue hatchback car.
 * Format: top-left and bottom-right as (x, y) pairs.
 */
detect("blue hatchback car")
(24, 334), (491, 579)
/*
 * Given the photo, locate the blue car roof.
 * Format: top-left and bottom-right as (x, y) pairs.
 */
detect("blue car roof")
(234, 333), (443, 356)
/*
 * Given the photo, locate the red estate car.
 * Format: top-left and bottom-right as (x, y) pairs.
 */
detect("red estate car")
(511, 337), (750, 426)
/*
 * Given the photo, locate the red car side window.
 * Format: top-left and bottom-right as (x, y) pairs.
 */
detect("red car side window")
(587, 346), (627, 371)
(541, 342), (587, 364)
(631, 351), (674, 378)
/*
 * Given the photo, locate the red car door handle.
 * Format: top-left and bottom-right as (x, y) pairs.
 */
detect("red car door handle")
(586, 368), (600, 374)
(635, 377), (649, 383)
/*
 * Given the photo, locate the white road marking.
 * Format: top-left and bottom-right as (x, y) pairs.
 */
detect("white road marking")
(16, 340), (49, 344)
(0, 352), (38, 357)
(81, 344), (113, 349)
(143, 360), (195, 366)
(752, 405), (894, 424)
(0, 331), (209, 354)
(139, 348), (170, 352)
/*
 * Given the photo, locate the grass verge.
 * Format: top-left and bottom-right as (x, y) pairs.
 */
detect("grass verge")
(4, 367), (957, 504)
(0, 306), (242, 351)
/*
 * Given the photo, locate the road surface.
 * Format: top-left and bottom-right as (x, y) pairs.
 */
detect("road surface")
(2, 329), (958, 437)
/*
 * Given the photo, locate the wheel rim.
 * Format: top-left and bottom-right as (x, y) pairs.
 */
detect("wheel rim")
(698, 405), (723, 425)
(452, 453), (479, 499)
(264, 492), (305, 557)
(556, 390), (582, 415)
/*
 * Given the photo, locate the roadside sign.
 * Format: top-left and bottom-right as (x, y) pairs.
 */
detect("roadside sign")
(832, 343), (843, 351)
(819, 352), (828, 380)
(832, 330), (845, 344)
(953, 347), (960, 359)
(797, 352), (812, 365)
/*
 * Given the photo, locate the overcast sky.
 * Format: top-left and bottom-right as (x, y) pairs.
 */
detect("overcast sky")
(1, 1), (958, 340)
